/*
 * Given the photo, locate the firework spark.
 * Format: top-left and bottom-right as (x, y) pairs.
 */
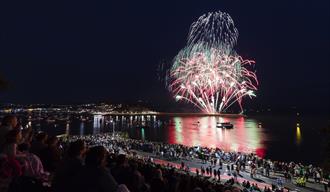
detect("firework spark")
(187, 11), (238, 55)
(168, 11), (258, 113)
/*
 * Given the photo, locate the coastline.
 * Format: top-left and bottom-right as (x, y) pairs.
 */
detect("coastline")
(93, 112), (247, 117)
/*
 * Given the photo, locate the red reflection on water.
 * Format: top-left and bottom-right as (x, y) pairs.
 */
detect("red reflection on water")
(166, 116), (267, 157)
(168, 123), (176, 145)
(235, 116), (248, 152)
(255, 148), (266, 158)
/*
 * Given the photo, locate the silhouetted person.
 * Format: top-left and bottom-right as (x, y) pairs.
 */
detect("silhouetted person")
(128, 162), (145, 192)
(1, 129), (22, 158)
(0, 115), (18, 147)
(53, 139), (86, 192)
(150, 169), (166, 192)
(72, 146), (118, 192)
(167, 168), (178, 192)
(111, 154), (131, 185)
(39, 136), (61, 172)
(30, 132), (48, 157)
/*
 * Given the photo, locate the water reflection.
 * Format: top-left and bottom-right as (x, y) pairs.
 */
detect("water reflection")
(296, 123), (302, 145)
(93, 115), (104, 134)
(27, 113), (327, 164)
(141, 128), (145, 141)
(65, 123), (70, 136)
(80, 122), (84, 136)
(167, 116), (266, 157)
(32, 114), (266, 158)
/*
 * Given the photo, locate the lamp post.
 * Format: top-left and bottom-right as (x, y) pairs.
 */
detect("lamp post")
(110, 119), (115, 137)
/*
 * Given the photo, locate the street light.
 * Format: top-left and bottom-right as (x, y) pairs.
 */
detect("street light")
(110, 119), (115, 137)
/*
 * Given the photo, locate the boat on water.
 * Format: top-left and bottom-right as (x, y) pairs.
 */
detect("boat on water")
(193, 121), (199, 125)
(216, 122), (234, 129)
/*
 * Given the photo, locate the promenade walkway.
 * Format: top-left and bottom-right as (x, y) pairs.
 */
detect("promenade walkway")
(133, 150), (325, 192)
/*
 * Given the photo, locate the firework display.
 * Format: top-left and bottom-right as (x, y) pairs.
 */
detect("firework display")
(169, 11), (258, 113)
(187, 11), (238, 55)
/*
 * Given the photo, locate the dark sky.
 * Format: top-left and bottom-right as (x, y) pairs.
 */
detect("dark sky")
(0, 0), (329, 111)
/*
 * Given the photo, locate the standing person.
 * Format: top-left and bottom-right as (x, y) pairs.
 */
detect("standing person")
(240, 161), (245, 172)
(219, 159), (223, 169)
(201, 166), (205, 176)
(217, 168), (221, 181)
(233, 169), (238, 182)
(250, 163), (256, 178)
(201, 153), (205, 164)
(196, 168), (199, 176)
(185, 165), (190, 172)
(322, 179), (328, 192)
(236, 165), (240, 176)
(181, 161), (185, 170)
(315, 170), (321, 183)
(227, 164), (231, 175)
(266, 164), (270, 177)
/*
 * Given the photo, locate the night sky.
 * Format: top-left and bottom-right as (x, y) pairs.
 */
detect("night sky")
(0, 1), (329, 112)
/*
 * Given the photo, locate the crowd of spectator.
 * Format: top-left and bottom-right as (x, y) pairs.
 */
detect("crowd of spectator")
(69, 133), (326, 186)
